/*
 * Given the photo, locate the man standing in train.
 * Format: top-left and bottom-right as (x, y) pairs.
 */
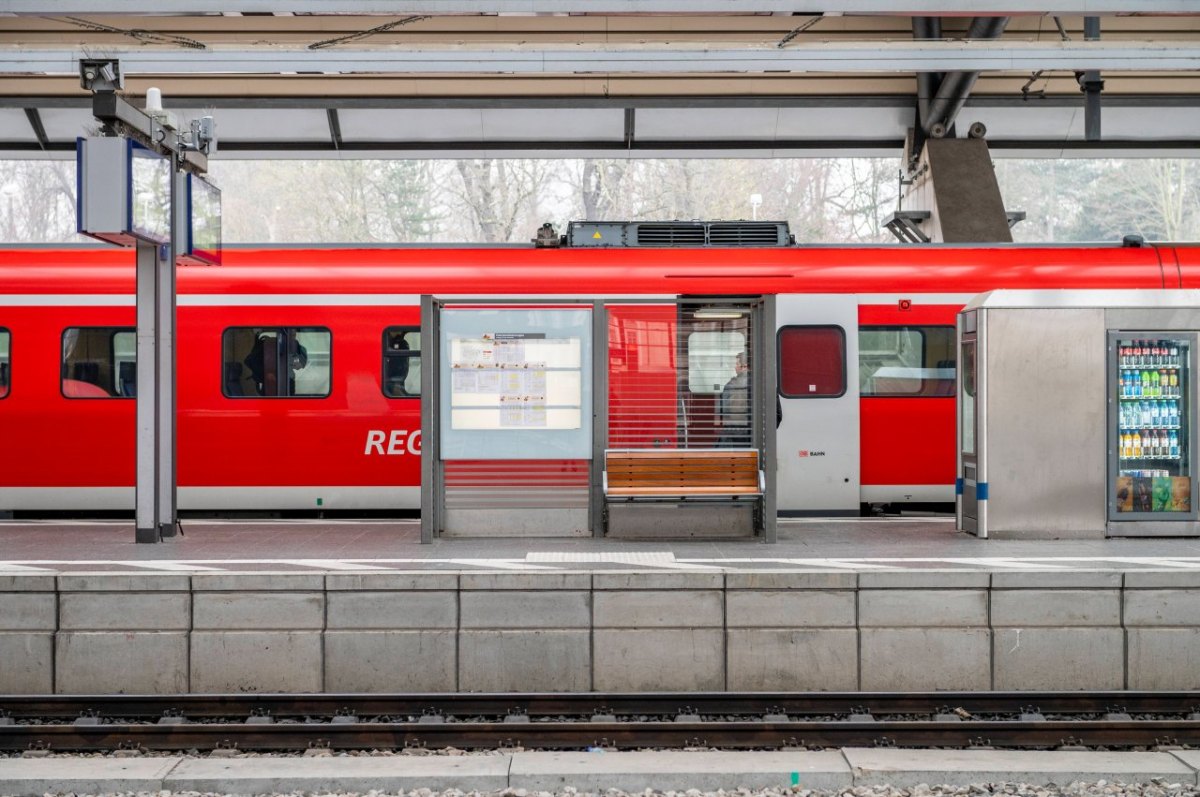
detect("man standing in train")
(717, 352), (752, 448)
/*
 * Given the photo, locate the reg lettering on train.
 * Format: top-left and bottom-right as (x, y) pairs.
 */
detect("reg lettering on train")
(364, 430), (422, 456)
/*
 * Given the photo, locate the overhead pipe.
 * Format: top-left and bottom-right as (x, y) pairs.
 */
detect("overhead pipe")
(911, 16), (942, 128)
(922, 15), (1009, 137)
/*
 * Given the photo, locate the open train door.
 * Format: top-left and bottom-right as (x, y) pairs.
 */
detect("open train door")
(775, 295), (861, 514)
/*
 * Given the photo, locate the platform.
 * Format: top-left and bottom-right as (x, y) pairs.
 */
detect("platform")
(5, 516), (1200, 573)
(2, 749), (1199, 796)
(2, 517), (1200, 695)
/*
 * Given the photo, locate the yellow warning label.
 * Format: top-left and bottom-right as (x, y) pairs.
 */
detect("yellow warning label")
(592, 231), (602, 239)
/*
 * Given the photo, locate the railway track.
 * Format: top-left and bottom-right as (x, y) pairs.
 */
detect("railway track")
(2, 692), (1199, 752)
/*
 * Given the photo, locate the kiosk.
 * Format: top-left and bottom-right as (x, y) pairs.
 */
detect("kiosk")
(958, 289), (1200, 538)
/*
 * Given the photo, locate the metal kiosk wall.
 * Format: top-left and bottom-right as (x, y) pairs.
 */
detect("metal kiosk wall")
(956, 289), (1200, 539)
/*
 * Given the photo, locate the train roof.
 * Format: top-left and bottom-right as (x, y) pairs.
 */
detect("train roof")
(1, 243), (1198, 295)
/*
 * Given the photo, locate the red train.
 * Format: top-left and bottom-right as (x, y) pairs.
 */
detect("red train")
(1, 240), (1196, 516)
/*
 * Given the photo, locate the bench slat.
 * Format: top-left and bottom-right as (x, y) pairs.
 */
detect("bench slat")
(608, 485), (762, 496)
(603, 448), (762, 499)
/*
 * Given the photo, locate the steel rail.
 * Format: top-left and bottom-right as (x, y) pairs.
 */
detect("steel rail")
(3, 692), (1200, 720)
(2, 720), (1200, 753)
(4, 692), (1200, 719)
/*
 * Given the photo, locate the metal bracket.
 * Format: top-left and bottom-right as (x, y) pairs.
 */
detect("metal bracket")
(883, 210), (932, 243)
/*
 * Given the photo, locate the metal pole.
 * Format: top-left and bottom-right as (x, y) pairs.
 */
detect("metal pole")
(134, 240), (159, 543)
(420, 294), (437, 543)
(590, 300), (607, 538)
(761, 295), (778, 544)
(157, 165), (182, 538)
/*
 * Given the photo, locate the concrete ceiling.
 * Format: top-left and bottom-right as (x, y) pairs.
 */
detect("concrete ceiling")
(2, 10), (1199, 158)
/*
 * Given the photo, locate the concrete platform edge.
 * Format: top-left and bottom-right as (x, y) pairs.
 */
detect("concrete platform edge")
(0, 749), (1198, 796)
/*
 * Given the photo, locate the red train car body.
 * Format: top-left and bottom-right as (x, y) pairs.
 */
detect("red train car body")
(0, 242), (1191, 515)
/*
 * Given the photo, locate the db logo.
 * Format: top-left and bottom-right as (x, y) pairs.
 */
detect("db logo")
(798, 449), (826, 458)
(365, 429), (421, 456)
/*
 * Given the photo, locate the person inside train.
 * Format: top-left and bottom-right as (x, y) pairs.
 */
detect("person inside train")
(385, 331), (411, 396)
(717, 351), (752, 447)
(244, 331), (307, 396)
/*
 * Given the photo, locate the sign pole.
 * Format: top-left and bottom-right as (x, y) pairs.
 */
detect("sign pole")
(78, 59), (214, 543)
(157, 163), (182, 539)
(134, 239), (160, 543)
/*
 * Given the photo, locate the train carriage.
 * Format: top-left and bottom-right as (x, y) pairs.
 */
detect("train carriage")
(0, 237), (1194, 517)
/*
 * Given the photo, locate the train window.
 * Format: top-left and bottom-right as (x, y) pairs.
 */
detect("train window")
(383, 327), (421, 398)
(859, 326), (955, 397)
(0, 328), (9, 399)
(686, 331), (746, 395)
(778, 325), (845, 398)
(62, 327), (136, 399)
(222, 327), (332, 398)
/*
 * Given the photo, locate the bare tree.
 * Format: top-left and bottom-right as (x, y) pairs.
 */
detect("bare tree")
(578, 159), (629, 219)
(0, 160), (78, 243)
(448, 159), (548, 243)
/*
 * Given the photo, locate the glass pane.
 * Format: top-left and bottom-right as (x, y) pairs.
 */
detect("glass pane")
(291, 329), (331, 397)
(686, 331), (745, 395)
(113, 331), (136, 397)
(384, 327), (421, 398)
(779, 326), (844, 398)
(62, 327), (134, 399)
(961, 341), (976, 455)
(224, 328), (280, 397)
(860, 326), (955, 397)
(1115, 336), (1191, 514)
(0, 329), (8, 399)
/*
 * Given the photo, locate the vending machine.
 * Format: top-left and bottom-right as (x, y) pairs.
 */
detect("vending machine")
(957, 290), (1200, 539)
(1110, 334), (1196, 524)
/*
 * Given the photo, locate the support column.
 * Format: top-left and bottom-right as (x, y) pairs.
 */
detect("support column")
(590, 300), (608, 538)
(135, 240), (159, 543)
(899, 138), (1013, 244)
(419, 294), (439, 543)
(157, 166), (181, 538)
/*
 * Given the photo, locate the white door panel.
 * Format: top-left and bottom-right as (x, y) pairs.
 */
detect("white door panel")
(776, 295), (860, 513)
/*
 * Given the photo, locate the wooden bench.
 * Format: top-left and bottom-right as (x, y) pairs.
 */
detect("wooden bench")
(603, 449), (763, 500)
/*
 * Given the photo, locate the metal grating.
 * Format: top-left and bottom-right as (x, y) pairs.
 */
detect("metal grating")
(635, 223), (707, 247)
(707, 222), (790, 247)
(566, 220), (791, 248)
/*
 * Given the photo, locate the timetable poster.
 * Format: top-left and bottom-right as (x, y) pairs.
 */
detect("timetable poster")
(449, 332), (582, 430)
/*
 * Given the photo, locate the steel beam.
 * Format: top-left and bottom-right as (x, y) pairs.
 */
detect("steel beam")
(326, 108), (343, 150)
(7, 43), (1200, 75)
(3, 1), (1197, 12)
(22, 108), (48, 149)
(7, 136), (1200, 159)
(5, 94), (1200, 111)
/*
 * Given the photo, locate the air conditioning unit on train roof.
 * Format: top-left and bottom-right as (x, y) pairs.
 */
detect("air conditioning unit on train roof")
(565, 220), (793, 248)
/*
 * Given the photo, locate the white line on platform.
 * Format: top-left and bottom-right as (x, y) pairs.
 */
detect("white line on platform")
(773, 558), (898, 569)
(942, 557), (1072, 569)
(113, 562), (228, 571)
(1098, 557), (1200, 568)
(275, 559), (396, 571)
(447, 558), (558, 570)
(0, 563), (55, 572)
(526, 552), (723, 570)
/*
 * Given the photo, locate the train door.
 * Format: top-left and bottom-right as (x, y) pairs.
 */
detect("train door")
(858, 303), (959, 506)
(775, 295), (860, 513)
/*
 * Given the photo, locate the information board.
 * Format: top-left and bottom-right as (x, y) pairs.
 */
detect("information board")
(440, 307), (591, 460)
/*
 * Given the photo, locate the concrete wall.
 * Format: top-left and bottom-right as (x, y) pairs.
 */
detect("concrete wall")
(1, 569), (1197, 694)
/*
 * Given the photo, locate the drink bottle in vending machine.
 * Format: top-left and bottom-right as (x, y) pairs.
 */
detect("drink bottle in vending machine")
(1115, 335), (1193, 518)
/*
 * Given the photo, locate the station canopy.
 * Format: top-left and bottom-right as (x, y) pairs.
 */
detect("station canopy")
(2, 4), (1200, 159)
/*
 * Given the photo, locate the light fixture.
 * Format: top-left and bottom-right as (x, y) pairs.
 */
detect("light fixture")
(693, 309), (746, 320)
